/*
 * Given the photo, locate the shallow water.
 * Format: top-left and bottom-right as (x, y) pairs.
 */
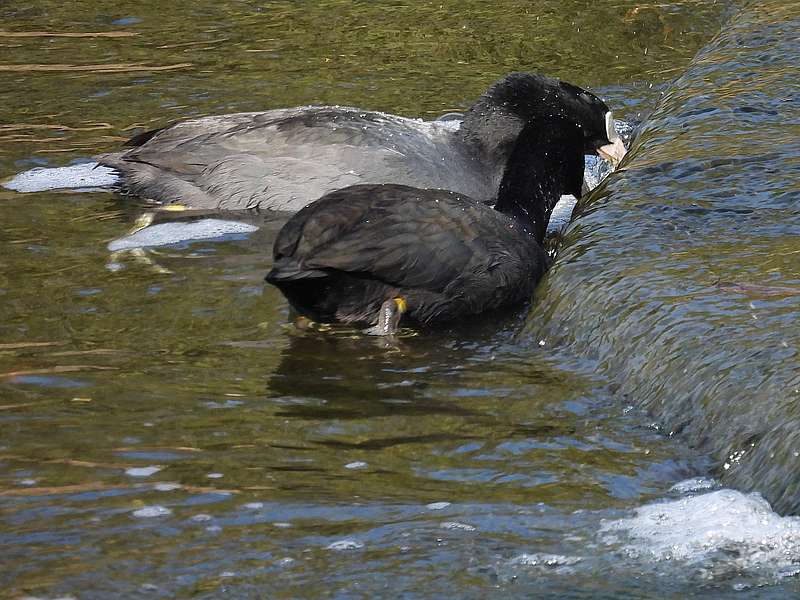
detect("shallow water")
(3, 0), (800, 598)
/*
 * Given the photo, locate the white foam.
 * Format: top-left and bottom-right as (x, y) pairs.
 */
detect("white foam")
(509, 553), (582, 568)
(497, 552), (583, 582)
(669, 476), (718, 494)
(107, 218), (259, 251)
(440, 521), (476, 531)
(3, 162), (118, 192)
(601, 486), (800, 580)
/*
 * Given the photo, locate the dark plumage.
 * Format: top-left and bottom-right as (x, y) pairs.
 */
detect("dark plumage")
(265, 117), (589, 333)
(96, 72), (622, 211)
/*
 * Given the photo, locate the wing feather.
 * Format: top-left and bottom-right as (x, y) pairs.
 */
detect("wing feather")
(296, 186), (518, 293)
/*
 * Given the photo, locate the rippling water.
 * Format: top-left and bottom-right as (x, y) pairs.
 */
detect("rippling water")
(533, 0), (800, 512)
(2, 0), (800, 598)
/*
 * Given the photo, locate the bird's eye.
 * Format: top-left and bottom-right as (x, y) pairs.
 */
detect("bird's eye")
(605, 111), (619, 142)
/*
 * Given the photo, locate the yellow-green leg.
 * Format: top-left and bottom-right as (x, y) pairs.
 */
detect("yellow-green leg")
(365, 297), (407, 336)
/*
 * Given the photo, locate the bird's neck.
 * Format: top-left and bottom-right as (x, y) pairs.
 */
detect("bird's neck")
(492, 125), (582, 244)
(493, 165), (562, 244)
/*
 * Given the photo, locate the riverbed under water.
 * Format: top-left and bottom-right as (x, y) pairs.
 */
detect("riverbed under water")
(2, 0), (799, 598)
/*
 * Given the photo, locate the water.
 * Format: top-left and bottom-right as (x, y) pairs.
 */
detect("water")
(2, 0), (800, 597)
(531, 0), (800, 512)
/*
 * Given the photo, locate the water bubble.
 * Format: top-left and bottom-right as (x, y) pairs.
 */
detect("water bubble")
(426, 501), (451, 510)
(440, 521), (476, 531)
(732, 583), (751, 591)
(670, 477), (717, 494)
(510, 553), (582, 568)
(132, 505), (172, 518)
(190, 513), (213, 522)
(326, 539), (364, 551)
(344, 461), (368, 470)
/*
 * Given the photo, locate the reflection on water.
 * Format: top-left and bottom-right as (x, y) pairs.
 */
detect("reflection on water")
(3, 0), (800, 598)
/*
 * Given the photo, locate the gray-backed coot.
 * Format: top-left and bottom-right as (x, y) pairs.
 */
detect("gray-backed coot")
(97, 73), (624, 211)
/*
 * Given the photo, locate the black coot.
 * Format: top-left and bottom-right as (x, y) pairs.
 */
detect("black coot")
(97, 72), (624, 211)
(265, 109), (615, 334)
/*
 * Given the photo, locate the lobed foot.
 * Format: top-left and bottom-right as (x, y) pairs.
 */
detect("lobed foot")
(364, 297), (407, 336)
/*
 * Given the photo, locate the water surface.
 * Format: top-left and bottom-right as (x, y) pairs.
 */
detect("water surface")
(3, 0), (800, 598)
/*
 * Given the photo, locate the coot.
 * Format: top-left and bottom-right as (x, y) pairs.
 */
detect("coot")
(265, 110), (618, 334)
(97, 72), (624, 211)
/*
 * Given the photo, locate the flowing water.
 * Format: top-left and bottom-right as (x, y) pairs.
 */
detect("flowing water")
(2, 0), (800, 598)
